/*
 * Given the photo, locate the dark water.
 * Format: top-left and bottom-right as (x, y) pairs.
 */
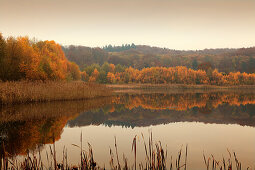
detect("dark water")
(1, 91), (255, 169)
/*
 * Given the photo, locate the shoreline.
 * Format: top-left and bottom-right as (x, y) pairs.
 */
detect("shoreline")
(107, 83), (255, 89)
(107, 83), (255, 94)
(1, 81), (254, 105)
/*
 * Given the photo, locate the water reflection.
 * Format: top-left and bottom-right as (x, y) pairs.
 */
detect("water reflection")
(0, 97), (112, 156)
(0, 91), (255, 168)
(0, 118), (66, 155)
(68, 92), (255, 127)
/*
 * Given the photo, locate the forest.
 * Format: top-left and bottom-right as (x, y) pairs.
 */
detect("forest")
(63, 44), (255, 74)
(0, 33), (254, 86)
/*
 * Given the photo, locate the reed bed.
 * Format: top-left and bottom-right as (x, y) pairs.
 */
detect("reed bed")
(1, 133), (252, 170)
(203, 150), (244, 170)
(0, 81), (112, 105)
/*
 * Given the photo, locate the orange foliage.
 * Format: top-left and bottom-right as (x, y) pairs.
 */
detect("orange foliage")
(107, 72), (116, 83)
(100, 65), (255, 85)
(0, 35), (81, 81)
(109, 63), (115, 72)
(89, 68), (99, 82)
(81, 71), (88, 81)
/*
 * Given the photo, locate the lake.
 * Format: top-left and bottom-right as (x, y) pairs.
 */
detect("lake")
(1, 90), (255, 169)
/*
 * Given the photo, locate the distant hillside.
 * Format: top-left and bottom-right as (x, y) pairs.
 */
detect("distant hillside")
(62, 45), (255, 73)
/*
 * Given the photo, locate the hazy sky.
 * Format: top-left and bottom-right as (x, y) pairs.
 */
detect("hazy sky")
(1, 0), (255, 50)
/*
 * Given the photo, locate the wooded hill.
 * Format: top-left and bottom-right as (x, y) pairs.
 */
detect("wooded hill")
(62, 44), (255, 74)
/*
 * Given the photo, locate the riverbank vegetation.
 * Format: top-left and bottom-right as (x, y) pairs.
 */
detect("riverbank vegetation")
(0, 81), (111, 105)
(81, 63), (255, 85)
(0, 34), (112, 104)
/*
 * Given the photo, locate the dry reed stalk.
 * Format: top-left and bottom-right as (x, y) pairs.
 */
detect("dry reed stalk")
(123, 154), (128, 170)
(109, 147), (115, 169)
(114, 136), (121, 170)
(0, 81), (112, 105)
(53, 134), (57, 170)
(2, 134), (253, 170)
(184, 145), (188, 170)
(202, 150), (251, 170)
(132, 135), (137, 170)
(80, 132), (83, 169)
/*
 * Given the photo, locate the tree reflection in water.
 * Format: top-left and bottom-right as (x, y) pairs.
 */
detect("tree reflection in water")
(0, 91), (255, 157)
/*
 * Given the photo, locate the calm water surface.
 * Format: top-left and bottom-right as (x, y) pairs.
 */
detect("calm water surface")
(1, 90), (255, 169)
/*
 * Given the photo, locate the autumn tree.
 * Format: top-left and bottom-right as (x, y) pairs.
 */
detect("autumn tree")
(109, 63), (115, 72)
(83, 64), (100, 76)
(101, 62), (111, 73)
(67, 62), (81, 80)
(89, 68), (99, 82)
(0, 34), (82, 81)
(115, 64), (126, 73)
(3, 36), (24, 80)
(81, 71), (88, 81)
(107, 72), (116, 83)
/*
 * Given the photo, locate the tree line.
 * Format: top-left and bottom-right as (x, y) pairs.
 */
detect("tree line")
(63, 45), (255, 74)
(82, 62), (255, 85)
(1, 33), (254, 86)
(0, 33), (81, 81)
(102, 43), (136, 52)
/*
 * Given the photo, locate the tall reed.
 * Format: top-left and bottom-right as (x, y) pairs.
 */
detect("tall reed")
(0, 133), (252, 170)
(0, 81), (112, 105)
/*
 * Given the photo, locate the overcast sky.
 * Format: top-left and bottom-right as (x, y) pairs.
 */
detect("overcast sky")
(1, 0), (255, 50)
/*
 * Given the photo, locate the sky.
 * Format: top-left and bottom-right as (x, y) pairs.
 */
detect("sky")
(0, 0), (255, 50)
